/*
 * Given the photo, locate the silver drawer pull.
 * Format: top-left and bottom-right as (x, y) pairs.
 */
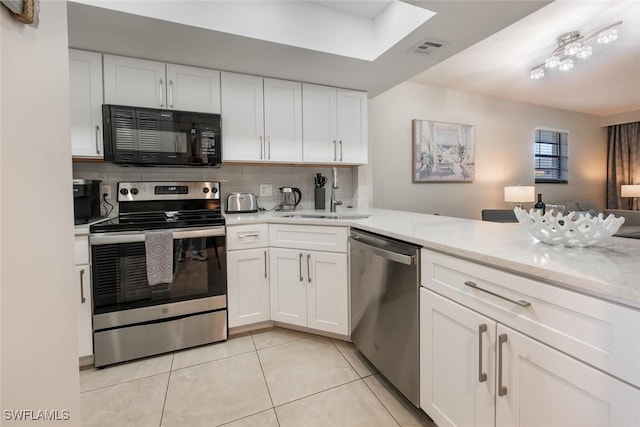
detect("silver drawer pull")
(238, 232), (260, 238)
(264, 250), (268, 278)
(478, 323), (487, 383)
(464, 281), (531, 308)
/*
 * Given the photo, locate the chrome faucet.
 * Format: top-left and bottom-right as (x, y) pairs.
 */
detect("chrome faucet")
(330, 167), (342, 213)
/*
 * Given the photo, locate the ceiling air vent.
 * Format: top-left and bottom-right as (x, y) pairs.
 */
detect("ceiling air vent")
(412, 40), (445, 55)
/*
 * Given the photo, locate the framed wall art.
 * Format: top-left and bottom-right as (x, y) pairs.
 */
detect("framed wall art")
(413, 119), (475, 182)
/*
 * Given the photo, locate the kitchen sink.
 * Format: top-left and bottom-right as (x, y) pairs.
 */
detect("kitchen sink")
(280, 213), (372, 220)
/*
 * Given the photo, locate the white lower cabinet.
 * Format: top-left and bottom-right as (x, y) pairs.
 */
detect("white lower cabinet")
(421, 289), (496, 427)
(226, 225), (270, 328)
(227, 248), (270, 328)
(421, 255), (640, 427)
(496, 324), (639, 427)
(74, 235), (93, 362)
(268, 224), (349, 335)
(269, 247), (348, 335)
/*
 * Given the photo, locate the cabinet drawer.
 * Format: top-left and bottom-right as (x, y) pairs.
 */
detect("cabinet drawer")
(227, 224), (269, 250)
(75, 235), (90, 265)
(269, 224), (347, 253)
(422, 249), (640, 388)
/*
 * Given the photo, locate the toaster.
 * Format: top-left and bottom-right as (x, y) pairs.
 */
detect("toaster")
(226, 192), (259, 213)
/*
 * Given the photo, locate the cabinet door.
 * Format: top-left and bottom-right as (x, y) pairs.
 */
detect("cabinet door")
(269, 248), (307, 327)
(103, 55), (166, 109)
(221, 72), (264, 161)
(69, 49), (104, 158)
(76, 265), (93, 358)
(166, 64), (221, 114)
(496, 324), (640, 427)
(306, 251), (348, 335)
(263, 78), (302, 162)
(302, 83), (337, 163)
(421, 289), (496, 427)
(227, 249), (270, 328)
(336, 89), (367, 164)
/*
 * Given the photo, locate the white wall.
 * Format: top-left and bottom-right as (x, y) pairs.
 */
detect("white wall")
(1, 2), (80, 425)
(365, 82), (607, 219)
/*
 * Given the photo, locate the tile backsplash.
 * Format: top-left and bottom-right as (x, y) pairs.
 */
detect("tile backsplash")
(73, 162), (357, 216)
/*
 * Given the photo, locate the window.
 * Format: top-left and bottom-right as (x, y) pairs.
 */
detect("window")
(535, 128), (568, 183)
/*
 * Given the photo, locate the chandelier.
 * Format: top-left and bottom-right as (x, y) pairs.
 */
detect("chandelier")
(530, 20), (622, 79)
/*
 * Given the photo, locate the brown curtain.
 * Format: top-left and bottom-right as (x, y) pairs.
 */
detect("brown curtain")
(607, 122), (640, 209)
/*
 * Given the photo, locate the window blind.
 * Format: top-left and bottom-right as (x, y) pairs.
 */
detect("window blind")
(535, 129), (568, 183)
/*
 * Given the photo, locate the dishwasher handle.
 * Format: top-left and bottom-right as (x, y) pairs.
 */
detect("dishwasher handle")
(350, 234), (416, 265)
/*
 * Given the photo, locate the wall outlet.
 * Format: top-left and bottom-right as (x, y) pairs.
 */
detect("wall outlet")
(259, 184), (272, 197)
(102, 185), (112, 200)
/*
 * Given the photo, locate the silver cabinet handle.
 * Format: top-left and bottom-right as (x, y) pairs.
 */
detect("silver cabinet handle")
(267, 136), (271, 160)
(498, 333), (508, 396)
(464, 281), (531, 307)
(80, 269), (86, 304)
(238, 232), (260, 238)
(478, 324), (487, 382)
(307, 254), (311, 283)
(169, 79), (174, 108)
(264, 250), (268, 279)
(259, 136), (263, 159)
(299, 253), (304, 282)
(333, 140), (337, 161)
(95, 125), (101, 154)
(159, 78), (164, 107)
(339, 140), (343, 161)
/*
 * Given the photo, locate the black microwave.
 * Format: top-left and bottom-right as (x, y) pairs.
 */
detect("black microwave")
(102, 105), (222, 167)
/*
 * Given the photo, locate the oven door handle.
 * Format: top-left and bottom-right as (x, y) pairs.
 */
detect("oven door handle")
(90, 227), (226, 245)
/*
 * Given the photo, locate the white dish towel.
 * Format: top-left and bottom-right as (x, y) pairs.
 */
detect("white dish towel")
(145, 230), (174, 286)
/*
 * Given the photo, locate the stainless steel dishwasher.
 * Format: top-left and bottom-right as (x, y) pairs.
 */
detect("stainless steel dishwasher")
(350, 228), (421, 407)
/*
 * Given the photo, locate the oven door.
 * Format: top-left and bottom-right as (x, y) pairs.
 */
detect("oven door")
(90, 227), (226, 315)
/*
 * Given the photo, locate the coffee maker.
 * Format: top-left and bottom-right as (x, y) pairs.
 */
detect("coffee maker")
(277, 187), (302, 211)
(73, 179), (102, 224)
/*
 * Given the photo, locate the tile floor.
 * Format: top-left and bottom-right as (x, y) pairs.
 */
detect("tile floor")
(80, 327), (436, 427)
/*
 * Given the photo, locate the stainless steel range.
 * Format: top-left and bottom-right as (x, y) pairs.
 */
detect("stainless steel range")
(89, 181), (227, 367)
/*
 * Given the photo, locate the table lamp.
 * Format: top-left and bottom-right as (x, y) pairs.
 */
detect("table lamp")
(504, 186), (535, 209)
(621, 184), (640, 210)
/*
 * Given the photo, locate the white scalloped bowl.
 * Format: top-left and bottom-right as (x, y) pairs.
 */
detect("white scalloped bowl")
(513, 207), (625, 247)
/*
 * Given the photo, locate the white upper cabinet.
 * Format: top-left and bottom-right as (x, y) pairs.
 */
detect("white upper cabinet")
(103, 55), (166, 109)
(69, 49), (104, 158)
(302, 84), (367, 164)
(221, 72), (265, 162)
(103, 55), (221, 113)
(263, 78), (303, 162)
(336, 89), (368, 163)
(165, 64), (221, 113)
(221, 72), (302, 163)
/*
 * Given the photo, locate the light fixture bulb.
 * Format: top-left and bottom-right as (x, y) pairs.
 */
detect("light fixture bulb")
(545, 56), (560, 68)
(564, 41), (581, 56)
(576, 45), (592, 59)
(558, 58), (574, 71)
(598, 28), (618, 44)
(530, 68), (545, 79)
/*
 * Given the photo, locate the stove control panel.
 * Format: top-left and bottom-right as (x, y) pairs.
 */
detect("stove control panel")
(117, 181), (221, 202)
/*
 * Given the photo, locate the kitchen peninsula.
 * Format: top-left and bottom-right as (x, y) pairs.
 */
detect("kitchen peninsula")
(226, 207), (640, 309)
(226, 207), (640, 426)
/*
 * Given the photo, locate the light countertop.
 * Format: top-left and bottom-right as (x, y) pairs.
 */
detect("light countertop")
(226, 208), (640, 310)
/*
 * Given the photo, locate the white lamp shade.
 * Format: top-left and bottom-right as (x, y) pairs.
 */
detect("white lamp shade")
(621, 185), (640, 197)
(504, 186), (535, 203)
